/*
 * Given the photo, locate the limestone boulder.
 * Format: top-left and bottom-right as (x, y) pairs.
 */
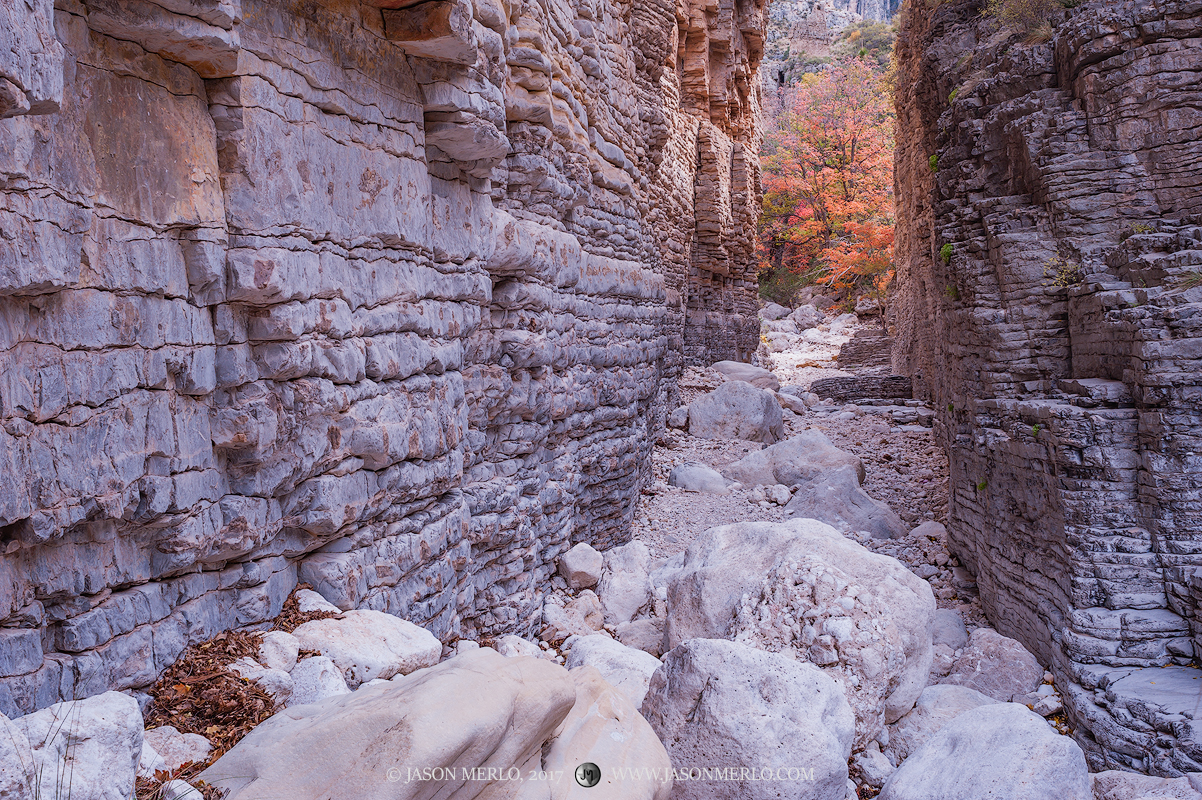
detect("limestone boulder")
(1091, 770), (1202, 800)
(568, 590), (605, 630)
(201, 649), (578, 799)
(258, 630), (300, 673)
(0, 712), (34, 800)
(542, 602), (595, 643)
(939, 627), (1043, 701)
(760, 302), (791, 320)
(687, 381), (784, 444)
(668, 519), (935, 747)
(616, 618), (666, 657)
(295, 589), (343, 614)
(287, 656), (350, 707)
(878, 703), (1091, 800)
(544, 666), (672, 800)
(143, 725), (213, 771)
(885, 684), (1002, 764)
(495, 635), (545, 659)
(722, 429), (865, 487)
(668, 462), (732, 494)
(783, 465), (907, 540)
(711, 361), (781, 391)
(641, 638), (854, 800)
(292, 610), (442, 688)
(668, 405), (689, 428)
(559, 542), (604, 589)
(791, 304), (823, 329)
(564, 634), (661, 708)
(13, 691), (142, 800)
(597, 541), (652, 625)
(231, 657), (294, 704)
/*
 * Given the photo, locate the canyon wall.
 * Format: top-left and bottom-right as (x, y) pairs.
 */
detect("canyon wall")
(0, 0), (764, 716)
(893, 0), (1202, 774)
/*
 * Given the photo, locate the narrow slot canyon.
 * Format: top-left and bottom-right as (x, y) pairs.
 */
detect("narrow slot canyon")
(0, 0), (1200, 798)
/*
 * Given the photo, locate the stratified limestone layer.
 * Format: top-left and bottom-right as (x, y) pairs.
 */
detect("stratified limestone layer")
(892, 0), (1202, 775)
(0, 0), (764, 716)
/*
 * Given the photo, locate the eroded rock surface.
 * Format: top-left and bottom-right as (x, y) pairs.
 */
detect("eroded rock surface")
(0, 0), (767, 716)
(892, 0), (1202, 773)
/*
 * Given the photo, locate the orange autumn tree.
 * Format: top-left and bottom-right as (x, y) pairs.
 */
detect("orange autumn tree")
(759, 58), (895, 306)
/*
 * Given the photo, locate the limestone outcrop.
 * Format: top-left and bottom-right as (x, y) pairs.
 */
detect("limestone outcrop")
(892, 0), (1202, 774)
(0, 0), (765, 716)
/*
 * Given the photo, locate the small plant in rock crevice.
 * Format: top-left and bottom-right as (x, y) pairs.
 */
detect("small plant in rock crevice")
(1044, 255), (1082, 288)
(939, 243), (953, 263)
(944, 284), (960, 301)
(929, 153), (939, 172)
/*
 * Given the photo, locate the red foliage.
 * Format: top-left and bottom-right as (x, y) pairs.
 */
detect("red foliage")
(759, 59), (895, 297)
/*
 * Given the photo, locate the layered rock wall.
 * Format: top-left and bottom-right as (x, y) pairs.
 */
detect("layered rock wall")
(893, 0), (1202, 774)
(0, 0), (764, 716)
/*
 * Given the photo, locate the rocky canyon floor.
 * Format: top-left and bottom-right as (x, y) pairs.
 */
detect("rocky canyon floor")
(632, 319), (985, 630)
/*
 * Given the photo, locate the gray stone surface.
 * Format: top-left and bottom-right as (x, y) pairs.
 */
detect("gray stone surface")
(710, 360), (781, 391)
(1091, 770), (1202, 800)
(596, 541), (653, 626)
(564, 633), (661, 708)
(558, 543), (605, 590)
(885, 684), (1002, 764)
(878, 703), (1092, 800)
(939, 627), (1043, 702)
(0, 0), (767, 716)
(12, 691), (143, 800)
(687, 381), (785, 444)
(616, 618), (666, 658)
(784, 465), (908, 540)
(641, 638), (854, 800)
(668, 462), (733, 494)
(722, 429), (865, 487)
(668, 519), (935, 747)
(893, 0), (1202, 774)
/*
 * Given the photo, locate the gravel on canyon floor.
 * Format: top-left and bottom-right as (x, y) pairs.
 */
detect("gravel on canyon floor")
(634, 321), (985, 628)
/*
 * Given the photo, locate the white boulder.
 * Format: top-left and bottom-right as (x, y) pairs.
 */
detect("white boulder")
(495, 634), (545, 659)
(783, 465), (907, 540)
(669, 519), (935, 747)
(939, 627), (1043, 701)
(885, 684), (1002, 764)
(597, 540), (652, 626)
(544, 666), (673, 800)
(711, 360), (781, 391)
(287, 656), (350, 707)
(641, 638), (854, 800)
(201, 648), (577, 799)
(292, 609), (442, 688)
(295, 589), (341, 614)
(559, 542), (604, 589)
(143, 725), (214, 771)
(231, 657), (294, 704)
(791, 304), (823, 329)
(13, 691), (142, 800)
(668, 462), (733, 494)
(257, 630), (301, 673)
(878, 703), (1091, 800)
(687, 381), (784, 444)
(722, 429), (865, 487)
(564, 634), (662, 708)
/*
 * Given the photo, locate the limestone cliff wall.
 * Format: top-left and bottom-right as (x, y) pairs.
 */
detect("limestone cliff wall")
(893, 0), (1202, 773)
(0, 0), (764, 716)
